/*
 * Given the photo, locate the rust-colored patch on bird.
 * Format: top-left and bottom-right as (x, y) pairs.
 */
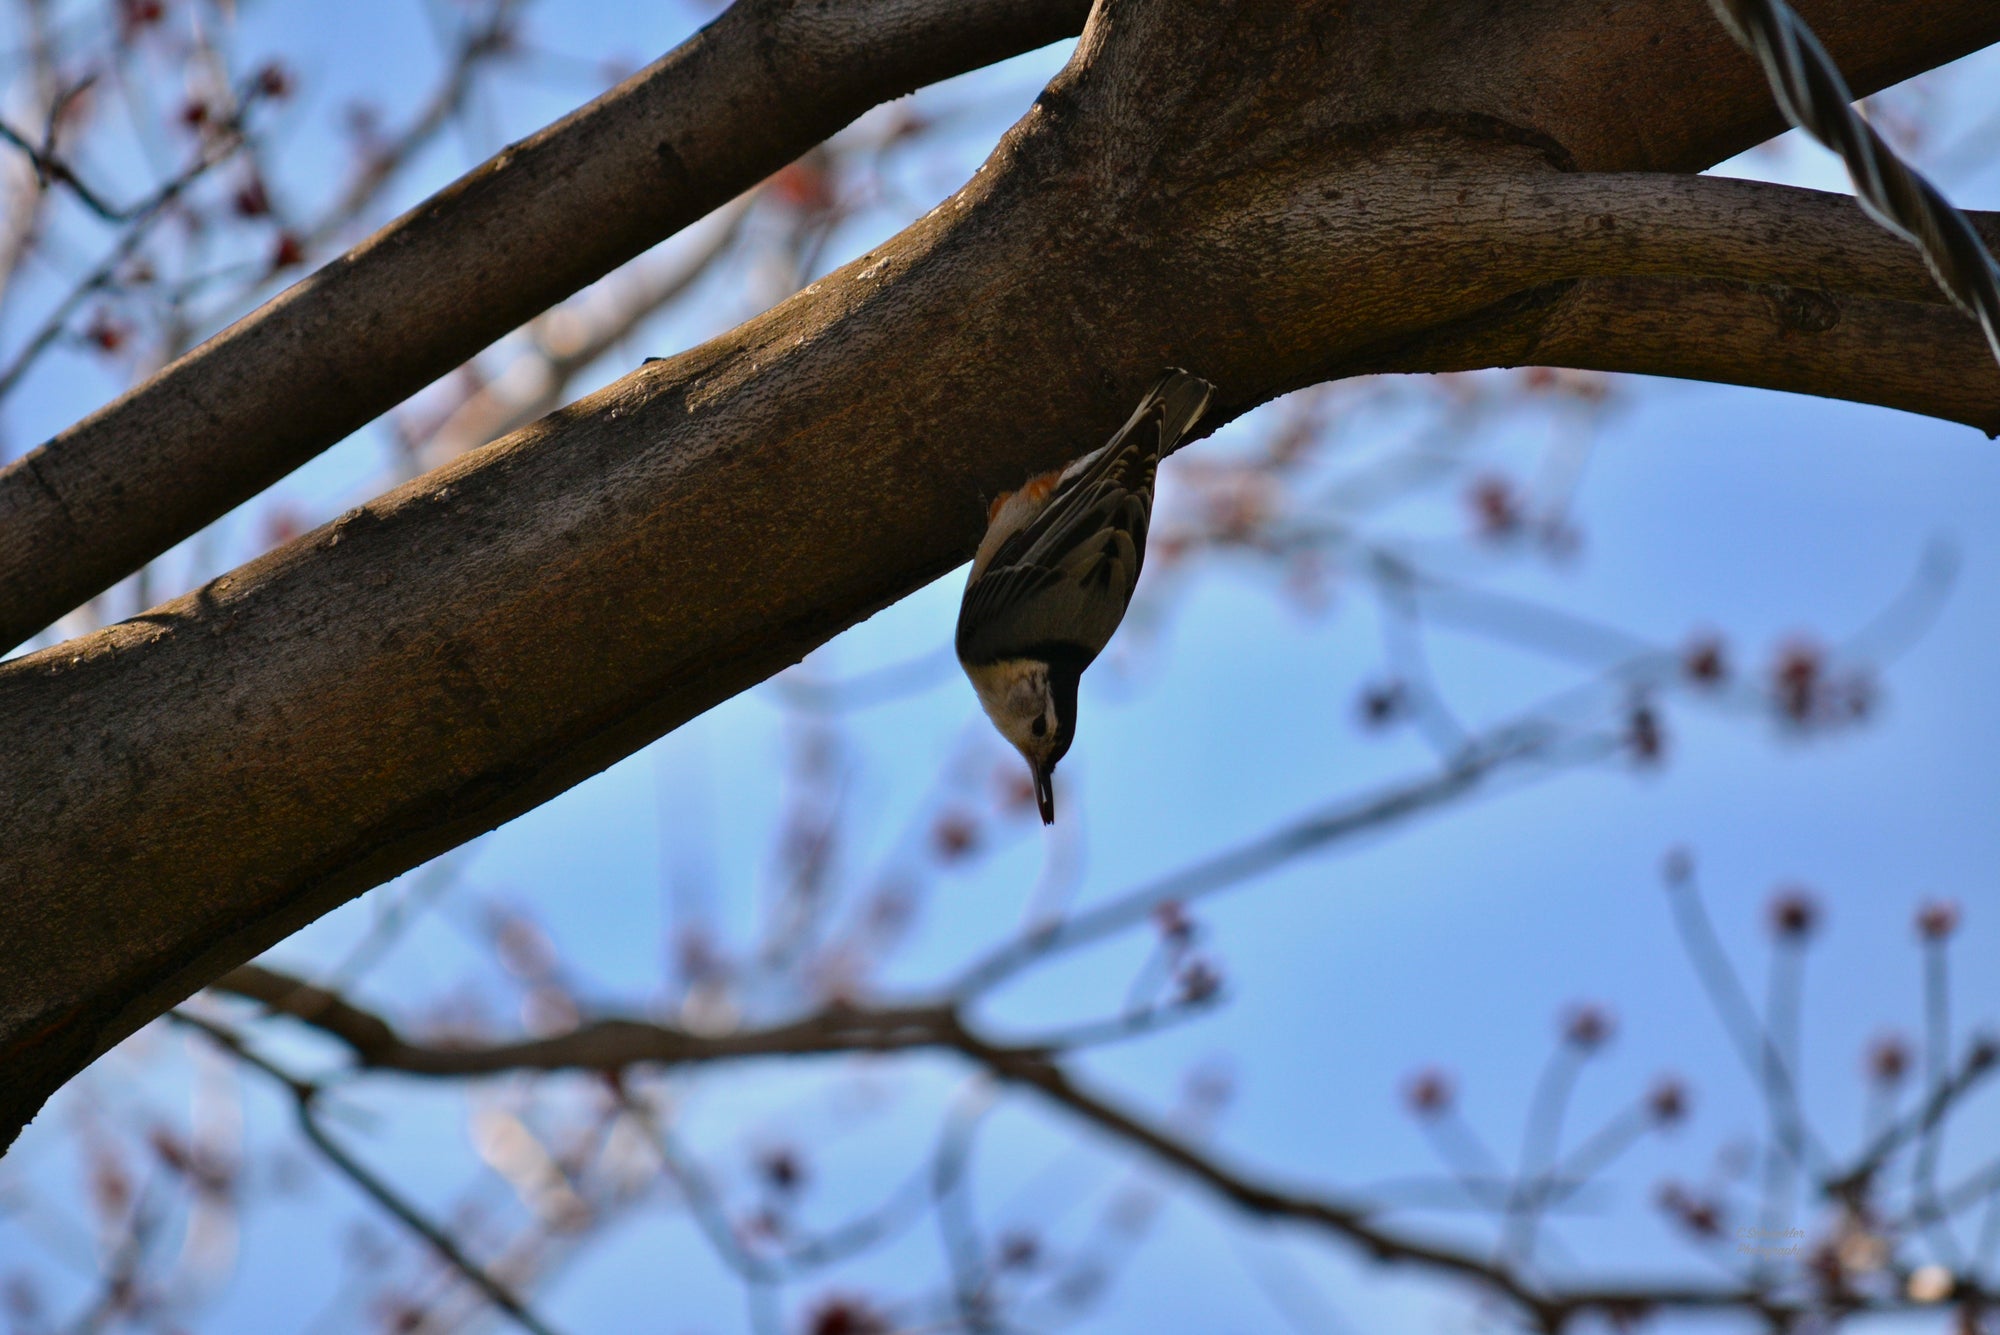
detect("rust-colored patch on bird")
(1018, 468), (1063, 505)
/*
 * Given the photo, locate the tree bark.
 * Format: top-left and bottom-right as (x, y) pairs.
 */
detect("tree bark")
(4, 0), (1992, 650)
(1405, 275), (2000, 434)
(2, 0), (1996, 1152)
(0, 0), (1092, 652)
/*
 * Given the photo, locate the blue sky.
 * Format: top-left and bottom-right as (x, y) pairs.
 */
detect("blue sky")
(4, 4), (1999, 1332)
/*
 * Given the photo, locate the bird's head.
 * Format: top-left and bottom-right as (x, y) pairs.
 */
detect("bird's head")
(965, 658), (1077, 824)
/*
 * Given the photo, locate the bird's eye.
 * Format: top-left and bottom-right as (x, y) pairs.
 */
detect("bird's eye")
(1031, 715), (1047, 737)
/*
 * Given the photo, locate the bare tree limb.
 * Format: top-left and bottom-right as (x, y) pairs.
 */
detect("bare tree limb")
(1518, 175), (1997, 307)
(199, 965), (1998, 1331)
(1383, 275), (2000, 434)
(211, 963), (975, 1076)
(6, 0), (1996, 651)
(184, 967), (1624, 1324)
(1303, 172), (2000, 429)
(1395, 0), (2000, 176)
(0, 0), (1093, 650)
(419, 200), (756, 464)
(1707, 0), (2000, 363)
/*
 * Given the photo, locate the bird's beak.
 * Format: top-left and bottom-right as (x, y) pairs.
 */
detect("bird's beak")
(1033, 762), (1056, 826)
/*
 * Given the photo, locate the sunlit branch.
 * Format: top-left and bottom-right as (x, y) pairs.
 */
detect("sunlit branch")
(0, 0), (1095, 651)
(418, 200), (755, 466)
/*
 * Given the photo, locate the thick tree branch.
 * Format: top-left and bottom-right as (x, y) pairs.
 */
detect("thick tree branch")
(1495, 174), (1999, 309)
(1545, 279), (2000, 433)
(1707, 0), (2000, 362)
(5, 0), (1998, 1153)
(5, 0), (1994, 651)
(1384, 275), (2000, 435)
(1275, 171), (2000, 428)
(1433, 0), (2000, 174)
(0, 0), (1092, 651)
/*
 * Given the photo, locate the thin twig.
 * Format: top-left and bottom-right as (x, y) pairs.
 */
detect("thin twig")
(198, 961), (2000, 1329)
(1500, 1043), (1585, 1271)
(1827, 1041), (2000, 1203)
(1912, 936), (1964, 1266)
(167, 1010), (566, 1335)
(950, 737), (1548, 998)
(0, 96), (260, 401)
(1755, 934), (1805, 1284)
(1661, 868), (1830, 1174)
(933, 1087), (1000, 1333)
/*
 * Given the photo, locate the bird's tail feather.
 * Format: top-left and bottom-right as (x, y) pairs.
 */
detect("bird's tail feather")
(1056, 368), (1216, 487)
(1143, 367), (1215, 458)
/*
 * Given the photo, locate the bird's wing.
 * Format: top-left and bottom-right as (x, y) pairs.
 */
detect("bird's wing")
(955, 488), (1148, 667)
(955, 371), (1211, 667)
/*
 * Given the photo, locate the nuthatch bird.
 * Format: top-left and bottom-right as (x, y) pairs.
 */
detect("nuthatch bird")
(956, 369), (1215, 824)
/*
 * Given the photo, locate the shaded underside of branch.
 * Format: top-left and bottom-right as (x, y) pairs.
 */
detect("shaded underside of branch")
(1544, 278), (2000, 435)
(1377, 274), (2000, 435)
(1324, 174), (2000, 431)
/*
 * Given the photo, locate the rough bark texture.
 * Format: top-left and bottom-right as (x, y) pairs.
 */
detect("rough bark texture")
(3, 0), (1997, 1151)
(0, 0), (1092, 651)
